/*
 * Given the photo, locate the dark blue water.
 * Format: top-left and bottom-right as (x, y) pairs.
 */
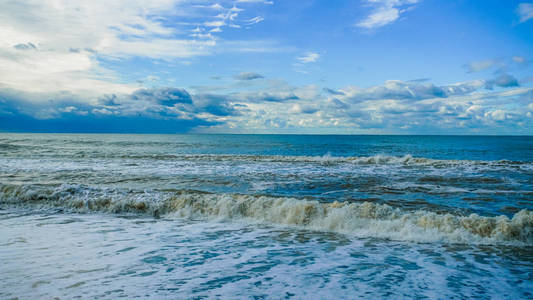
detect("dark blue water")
(162, 135), (533, 162)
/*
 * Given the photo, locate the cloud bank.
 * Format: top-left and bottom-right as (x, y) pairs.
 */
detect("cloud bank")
(2, 74), (531, 134)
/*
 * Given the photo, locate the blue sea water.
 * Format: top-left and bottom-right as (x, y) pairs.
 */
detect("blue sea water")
(1, 134), (532, 299)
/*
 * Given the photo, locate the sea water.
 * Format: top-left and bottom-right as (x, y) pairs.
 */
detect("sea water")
(1, 134), (532, 298)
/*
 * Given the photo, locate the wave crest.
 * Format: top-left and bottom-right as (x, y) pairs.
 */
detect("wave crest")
(1, 184), (531, 245)
(146, 154), (528, 166)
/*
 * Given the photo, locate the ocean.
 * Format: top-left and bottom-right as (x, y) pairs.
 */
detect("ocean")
(1, 133), (532, 299)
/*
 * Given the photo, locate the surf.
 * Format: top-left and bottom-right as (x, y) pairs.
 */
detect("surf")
(2, 183), (531, 246)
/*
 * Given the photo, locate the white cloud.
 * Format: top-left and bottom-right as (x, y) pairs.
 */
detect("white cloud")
(0, 0), (273, 99)
(59, 106), (77, 113)
(0, 46), (136, 96)
(209, 3), (225, 10)
(4, 74), (531, 134)
(485, 109), (507, 121)
(289, 104), (318, 114)
(357, 0), (419, 30)
(204, 20), (226, 27)
(92, 108), (114, 115)
(0, 1), (189, 96)
(297, 52), (320, 63)
(517, 3), (533, 23)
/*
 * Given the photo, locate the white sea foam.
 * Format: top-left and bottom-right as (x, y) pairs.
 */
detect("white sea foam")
(1, 184), (531, 246)
(114, 153), (530, 167)
(3, 210), (530, 299)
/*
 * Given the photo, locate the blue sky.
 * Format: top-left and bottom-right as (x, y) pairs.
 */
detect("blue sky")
(0, 0), (532, 134)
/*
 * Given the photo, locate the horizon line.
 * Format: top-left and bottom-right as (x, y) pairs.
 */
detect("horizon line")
(1, 131), (532, 137)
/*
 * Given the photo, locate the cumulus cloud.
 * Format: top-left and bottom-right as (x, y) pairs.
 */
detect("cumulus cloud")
(357, 0), (419, 30)
(234, 91), (299, 102)
(0, 85), (245, 129)
(1, 71), (531, 134)
(517, 3), (533, 23)
(298, 79), (532, 134)
(338, 80), (447, 102)
(191, 94), (241, 117)
(130, 88), (193, 107)
(327, 98), (349, 109)
(484, 74), (519, 90)
(111, 88), (243, 118)
(487, 110), (508, 121)
(441, 80), (485, 96)
(289, 104), (318, 114)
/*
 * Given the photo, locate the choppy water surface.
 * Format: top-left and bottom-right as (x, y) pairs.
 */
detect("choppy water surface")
(1, 134), (532, 299)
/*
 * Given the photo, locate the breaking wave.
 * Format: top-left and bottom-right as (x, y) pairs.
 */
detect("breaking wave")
(77, 153), (531, 167)
(1, 183), (532, 246)
(4, 142), (531, 167)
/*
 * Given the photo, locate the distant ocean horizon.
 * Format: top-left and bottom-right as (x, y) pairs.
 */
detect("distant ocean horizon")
(1, 133), (532, 298)
(2, 131), (533, 136)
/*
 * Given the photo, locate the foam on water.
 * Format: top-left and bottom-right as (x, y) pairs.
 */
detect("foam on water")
(2, 183), (531, 246)
(2, 211), (531, 299)
(12, 151), (533, 166)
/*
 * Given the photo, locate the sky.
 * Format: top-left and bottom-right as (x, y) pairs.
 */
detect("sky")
(0, 0), (532, 134)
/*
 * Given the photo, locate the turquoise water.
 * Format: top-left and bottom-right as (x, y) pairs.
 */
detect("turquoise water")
(1, 134), (532, 298)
